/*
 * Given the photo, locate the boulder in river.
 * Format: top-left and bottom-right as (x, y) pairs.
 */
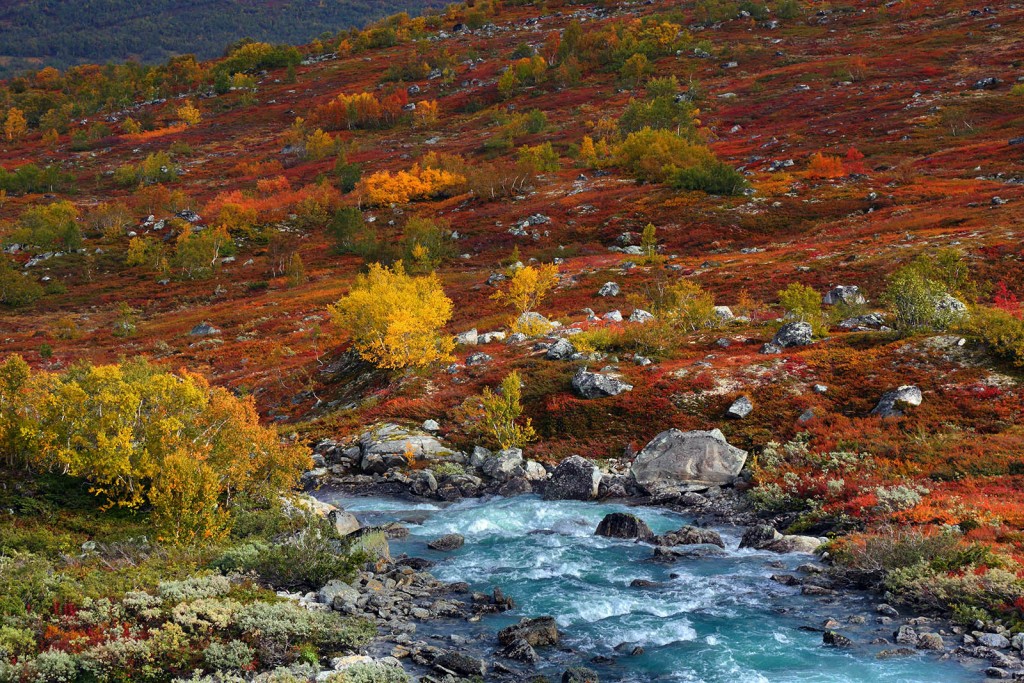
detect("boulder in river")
(498, 616), (560, 647)
(481, 448), (525, 481)
(427, 533), (465, 551)
(630, 428), (748, 488)
(595, 512), (654, 541)
(433, 650), (486, 677)
(654, 525), (725, 549)
(739, 524), (822, 554)
(544, 455), (602, 500)
(498, 637), (539, 662)
(563, 667), (600, 683)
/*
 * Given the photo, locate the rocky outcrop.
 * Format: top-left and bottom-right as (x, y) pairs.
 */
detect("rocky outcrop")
(572, 368), (633, 399)
(595, 512), (654, 541)
(870, 385), (923, 418)
(358, 423), (455, 469)
(544, 455), (601, 501)
(630, 429), (748, 488)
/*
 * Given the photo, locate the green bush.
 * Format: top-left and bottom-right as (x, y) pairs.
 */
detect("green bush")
(326, 662), (411, 683)
(969, 306), (1024, 366)
(204, 639), (256, 672)
(670, 158), (749, 196)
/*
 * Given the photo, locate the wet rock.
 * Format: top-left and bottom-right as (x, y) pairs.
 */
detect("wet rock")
(978, 633), (1011, 649)
(410, 470), (438, 496)
(433, 650), (486, 677)
(497, 476), (533, 497)
(771, 574), (801, 586)
(630, 579), (661, 588)
(725, 395), (753, 419)
(498, 616), (560, 647)
(595, 512), (654, 541)
(771, 321), (813, 348)
(427, 533), (465, 552)
(740, 524), (821, 554)
(877, 648), (917, 659)
(823, 285), (866, 306)
(498, 637), (538, 662)
(917, 633), (944, 650)
(572, 368), (633, 399)
(545, 455), (602, 501)
(894, 625), (918, 645)
(823, 630), (853, 647)
(875, 603), (899, 617)
(630, 428), (748, 488)
(655, 525), (725, 549)
(562, 666), (600, 683)
(870, 386), (923, 418)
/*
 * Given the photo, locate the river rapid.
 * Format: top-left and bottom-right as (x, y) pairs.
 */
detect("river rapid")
(318, 492), (977, 683)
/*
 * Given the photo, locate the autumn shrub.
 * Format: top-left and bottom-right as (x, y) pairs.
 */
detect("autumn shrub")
(778, 282), (826, 333)
(173, 225), (235, 279)
(614, 127), (717, 183)
(478, 371), (538, 450)
(806, 152), (845, 179)
(652, 278), (718, 332)
(0, 356), (308, 542)
(670, 157), (749, 196)
(402, 216), (453, 273)
(9, 200), (81, 252)
(358, 164), (465, 205)
(328, 261), (454, 369)
(884, 264), (964, 335)
(0, 258), (44, 307)
(618, 76), (696, 134)
(969, 306), (1024, 367)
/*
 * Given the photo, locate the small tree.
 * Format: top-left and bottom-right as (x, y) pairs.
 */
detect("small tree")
(479, 371), (537, 450)
(885, 265), (962, 335)
(328, 261), (454, 369)
(639, 223), (661, 262)
(778, 283), (822, 322)
(620, 53), (650, 88)
(4, 108), (28, 142)
(176, 100), (202, 127)
(285, 253), (307, 287)
(492, 263), (559, 333)
(655, 279), (717, 331)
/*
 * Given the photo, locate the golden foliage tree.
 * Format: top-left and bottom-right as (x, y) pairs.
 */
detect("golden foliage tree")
(328, 261), (454, 369)
(492, 263), (559, 334)
(359, 164), (465, 205)
(479, 370), (537, 450)
(4, 107), (28, 142)
(0, 356), (308, 542)
(176, 100), (202, 126)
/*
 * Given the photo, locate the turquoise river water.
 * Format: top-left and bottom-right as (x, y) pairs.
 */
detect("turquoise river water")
(321, 493), (978, 683)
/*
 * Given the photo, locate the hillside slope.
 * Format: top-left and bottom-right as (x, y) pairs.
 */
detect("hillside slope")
(0, 0), (1023, 638)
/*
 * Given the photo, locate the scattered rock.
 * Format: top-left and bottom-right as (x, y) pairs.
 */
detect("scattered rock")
(498, 616), (560, 647)
(713, 306), (734, 321)
(546, 338), (576, 360)
(572, 368), (633, 399)
(598, 282), (620, 297)
(433, 651), (486, 677)
(455, 329), (478, 345)
(917, 633), (944, 650)
(823, 285), (866, 306)
(655, 525), (725, 548)
(978, 633), (1011, 649)
(771, 321), (814, 348)
(823, 630), (853, 647)
(189, 322), (220, 336)
(870, 385), (923, 418)
(725, 395), (753, 419)
(629, 309), (655, 323)
(328, 509), (360, 537)
(562, 667), (600, 683)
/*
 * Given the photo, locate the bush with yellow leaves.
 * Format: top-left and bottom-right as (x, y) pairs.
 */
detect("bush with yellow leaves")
(359, 164), (465, 205)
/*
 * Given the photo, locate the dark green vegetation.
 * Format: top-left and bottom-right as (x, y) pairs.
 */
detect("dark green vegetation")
(0, 0), (444, 78)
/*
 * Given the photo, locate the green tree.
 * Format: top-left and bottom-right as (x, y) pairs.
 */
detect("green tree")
(479, 371), (537, 450)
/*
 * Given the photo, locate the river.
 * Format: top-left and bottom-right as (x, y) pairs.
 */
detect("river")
(318, 492), (977, 683)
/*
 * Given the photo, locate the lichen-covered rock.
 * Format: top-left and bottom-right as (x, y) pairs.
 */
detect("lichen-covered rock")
(572, 368), (633, 399)
(871, 385), (923, 418)
(725, 395), (753, 419)
(771, 321), (813, 348)
(823, 285), (866, 306)
(654, 525), (725, 549)
(546, 338), (576, 360)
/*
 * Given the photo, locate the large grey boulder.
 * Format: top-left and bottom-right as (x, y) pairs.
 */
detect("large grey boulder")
(771, 321), (813, 348)
(870, 385), (923, 418)
(481, 448), (525, 481)
(598, 282), (620, 297)
(654, 525), (725, 549)
(572, 368), (633, 399)
(934, 294), (968, 321)
(739, 524), (822, 554)
(434, 651), (486, 677)
(838, 312), (887, 331)
(630, 429), (748, 488)
(595, 512), (654, 541)
(823, 285), (866, 306)
(190, 322), (220, 336)
(629, 308), (655, 323)
(454, 328), (478, 345)
(319, 579), (359, 606)
(358, 423), (454, 464)
(544, 455), (601, 501)
(546, 338), (576, 360)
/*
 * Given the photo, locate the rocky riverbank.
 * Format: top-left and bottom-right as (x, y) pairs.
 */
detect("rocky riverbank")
(300, 422), (1018, 681)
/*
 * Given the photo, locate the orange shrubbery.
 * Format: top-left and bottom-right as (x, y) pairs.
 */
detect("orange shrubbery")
(806, 152), (846, 178)
(359, 164), (465, 205)
(312, 90), (408, 130)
